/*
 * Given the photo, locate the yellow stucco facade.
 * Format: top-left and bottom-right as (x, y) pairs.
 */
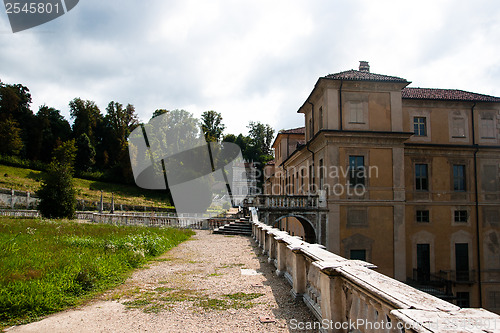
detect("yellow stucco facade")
(263, 62), (500, 312)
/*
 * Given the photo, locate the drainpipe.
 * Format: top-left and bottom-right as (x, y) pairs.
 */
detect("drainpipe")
(307, 101), (315, 193)
(471, 102), (483, 307)
(339, 79), (344, 131)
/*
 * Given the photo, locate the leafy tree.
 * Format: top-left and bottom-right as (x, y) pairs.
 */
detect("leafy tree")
(151, 109), (169, 119)
(0, 118), (23, 155)
(75, 133), (96, 172)
(0, 82), (37, 159)
(37, 140), (77, 219)
(69, 98), (102, 146)
(101, 101), (140, 181)
(36, 105), (72, 162)
(201, 110), (225, 142)
(52, 139), (77, 172)
(247, 121), (274, 157)
(105, 101), (139, 142)
(0, 82), (32, 122)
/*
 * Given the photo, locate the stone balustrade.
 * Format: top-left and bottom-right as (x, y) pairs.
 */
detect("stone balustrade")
(252, 216), (500, 333)
(249, 194), (321, 209)
(76, 212), (227, 230)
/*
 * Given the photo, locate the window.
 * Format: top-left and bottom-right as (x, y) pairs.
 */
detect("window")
(309, 118), (313, 139)
(416, 244), (430, 282)
(319, 106), (323, 129)
(456, 292), (470, 308)
(416, 210), (430, 223)
(453, 165), (466, 192)
(454, 210), (468, 223)
(350, 249), (366, 261)
(488, 291), (500, 309)
(309, 164), (315, 193)
(349, 102), (364, 123)
(414, 117), (427, 136)
(480, 114), (496, 138)
(415, 164), (429, 191)
(452, 117), (466, 138)
(349, 156), (365, 186)
(455, 243), (469, 282)
(319, 159), (324, 189)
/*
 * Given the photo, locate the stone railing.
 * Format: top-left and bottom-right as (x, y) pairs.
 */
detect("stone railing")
(0, 209), (40, 218)
(249, 195), (322, 209)
(252, 214), (500, 332)
(76, 212), (230, 230)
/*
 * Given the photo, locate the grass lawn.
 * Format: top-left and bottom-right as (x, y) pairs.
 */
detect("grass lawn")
(0, 217), (194, 329)
(0, 164), (174, 209)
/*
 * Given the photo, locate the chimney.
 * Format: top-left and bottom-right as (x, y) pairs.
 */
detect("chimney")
(359, 61), (370, 72)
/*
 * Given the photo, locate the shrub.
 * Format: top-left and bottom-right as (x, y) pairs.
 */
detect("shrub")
(37, 162), (76, 219)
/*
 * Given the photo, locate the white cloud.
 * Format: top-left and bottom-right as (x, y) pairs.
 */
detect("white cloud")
(1, 0), (500, 136)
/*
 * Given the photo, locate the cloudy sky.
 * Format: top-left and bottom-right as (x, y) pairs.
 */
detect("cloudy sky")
(1, 0), (500, 136)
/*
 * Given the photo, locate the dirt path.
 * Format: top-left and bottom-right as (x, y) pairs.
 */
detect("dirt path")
(6, 230), (317, 332)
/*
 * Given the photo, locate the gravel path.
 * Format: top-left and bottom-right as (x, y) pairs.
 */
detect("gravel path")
(7, 230), (317, 332)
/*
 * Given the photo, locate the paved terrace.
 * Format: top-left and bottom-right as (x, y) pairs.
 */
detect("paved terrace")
(7, 230), (317, 333)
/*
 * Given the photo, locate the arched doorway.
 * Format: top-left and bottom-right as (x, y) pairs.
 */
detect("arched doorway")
(273, 215), (316, 244)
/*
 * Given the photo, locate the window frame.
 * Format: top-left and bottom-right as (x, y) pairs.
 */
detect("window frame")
(453, 164), (466, 192)
(413, 117), (427, 136)
(416, 210), (430, 223)
(348, 155), (365, 186)
(415, 163), (429, 191)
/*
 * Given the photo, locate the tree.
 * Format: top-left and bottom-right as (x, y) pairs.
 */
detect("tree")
(69, 98), (102, 146)
(0, 82), (37, 159)
(36, 105), (72, 162)
(0, 118), (23, 155)
(151, 109), (169, 119)
(201, 110), (225, 142)
(75, 133), (96, 172)
(37, 140), (77, 219)
(101, 101), (140, 181)
(247, 121), (274, 157)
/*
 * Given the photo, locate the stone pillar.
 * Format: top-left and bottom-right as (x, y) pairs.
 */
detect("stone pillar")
(10, 189), (14, 209)
(276, 239), (287, 276)
(110, 193), (114, 213)
(99, 190), (103, 213)
(319, 272), (346, 333)
(267, 233), (276, 263)
(26, 191), (30, 209)
(290, 248), (306, 299)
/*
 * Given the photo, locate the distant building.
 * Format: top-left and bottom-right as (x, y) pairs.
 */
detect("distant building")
(264, 61), (500, 312)
(232, 161), (258, 206)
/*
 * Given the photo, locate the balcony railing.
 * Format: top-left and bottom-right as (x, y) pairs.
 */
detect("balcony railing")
(247, 195), (320, 209)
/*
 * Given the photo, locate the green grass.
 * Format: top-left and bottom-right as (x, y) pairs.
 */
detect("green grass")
(0, 217), (194, 328)
(0, 164), (174, 209)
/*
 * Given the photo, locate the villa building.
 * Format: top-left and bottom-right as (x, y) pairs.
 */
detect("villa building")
(263, 61), (500, 312)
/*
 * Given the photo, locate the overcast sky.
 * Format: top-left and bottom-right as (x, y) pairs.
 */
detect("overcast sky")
(1, 0), (500, 136)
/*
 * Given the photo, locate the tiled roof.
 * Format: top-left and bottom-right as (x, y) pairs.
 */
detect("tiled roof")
(279, 127), (305, 135)
(324, 70), (408, 83)
(402, 87), (500, 102)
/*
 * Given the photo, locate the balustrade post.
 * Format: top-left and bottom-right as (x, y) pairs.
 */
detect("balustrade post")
(276, 239), (287, 277)
(267, 233), (276, 264)
(289, 247), (306, 299)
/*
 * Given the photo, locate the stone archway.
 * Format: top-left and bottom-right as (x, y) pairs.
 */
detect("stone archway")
(273, 214), (317, 244)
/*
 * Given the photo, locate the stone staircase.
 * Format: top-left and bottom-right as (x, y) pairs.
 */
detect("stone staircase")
(213, 218), (252, 236)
